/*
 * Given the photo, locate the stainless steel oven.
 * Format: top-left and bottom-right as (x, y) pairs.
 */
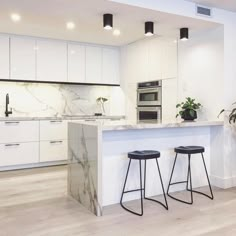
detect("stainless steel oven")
(137, 106), (162, 123)
(137, 81), (162, 106)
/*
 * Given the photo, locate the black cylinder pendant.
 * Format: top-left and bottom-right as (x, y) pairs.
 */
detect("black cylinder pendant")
(103, 14), (113, 30)
(145, 21), (154, 36)
(180, 28), (189, 40)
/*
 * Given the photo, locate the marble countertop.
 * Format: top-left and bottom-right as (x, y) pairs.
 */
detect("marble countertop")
(72, 120), (224, 131)
(0, 115), (125, 121)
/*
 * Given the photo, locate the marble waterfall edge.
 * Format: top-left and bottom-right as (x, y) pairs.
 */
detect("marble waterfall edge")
(68, 122), (102, 216)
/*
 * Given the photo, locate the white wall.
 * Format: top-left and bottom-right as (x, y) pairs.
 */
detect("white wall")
(178, 26), (224, 121)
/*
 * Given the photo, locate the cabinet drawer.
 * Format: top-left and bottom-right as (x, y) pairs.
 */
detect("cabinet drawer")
(0, 121), (39, 143)
(40, 120), (68, 141)
(0, 142), (39, 167)
(40, 140), (67, 162)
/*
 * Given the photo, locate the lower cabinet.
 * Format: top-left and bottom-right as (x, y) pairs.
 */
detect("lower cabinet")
(0, 142), (39, 167)
(40, 140), (67, 162)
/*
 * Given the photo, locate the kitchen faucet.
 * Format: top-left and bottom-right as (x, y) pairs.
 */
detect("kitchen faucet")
(5, 93), (12, 117)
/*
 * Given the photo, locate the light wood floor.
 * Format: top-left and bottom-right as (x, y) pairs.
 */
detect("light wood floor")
(0, 166), (236, 236)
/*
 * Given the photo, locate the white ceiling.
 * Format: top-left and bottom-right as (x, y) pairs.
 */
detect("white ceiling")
(186, 0), (236, 12)
(0, 0), (220, 46)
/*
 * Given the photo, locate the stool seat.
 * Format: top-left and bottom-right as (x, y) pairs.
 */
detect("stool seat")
(128, 150), (160, 160)
(174, 146), (204, 154)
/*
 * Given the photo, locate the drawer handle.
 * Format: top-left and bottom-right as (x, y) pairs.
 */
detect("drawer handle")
(50, 120), (62, 123)
(50, 141), (63, 144)
(5, 143), (20, 147)
(5, 121), (20, 125)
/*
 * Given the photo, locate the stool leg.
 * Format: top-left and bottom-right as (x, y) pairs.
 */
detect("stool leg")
(144, 158), (168, 210)
(167, 153), (193, 205)
(120, 159), (144, 216)
(167, 153), (178, 195)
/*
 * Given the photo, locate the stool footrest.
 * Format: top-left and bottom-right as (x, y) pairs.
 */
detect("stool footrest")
(169, 181), (187, 186)
(124, 188), (144, 194)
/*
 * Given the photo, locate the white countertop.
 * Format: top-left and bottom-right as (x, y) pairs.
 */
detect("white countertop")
(71, 120), (224, 131)
(0, 115), (125, 121)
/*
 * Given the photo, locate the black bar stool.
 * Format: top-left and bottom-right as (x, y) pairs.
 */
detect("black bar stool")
(167, 146), (214, 205)
(120, 150), (168, 216)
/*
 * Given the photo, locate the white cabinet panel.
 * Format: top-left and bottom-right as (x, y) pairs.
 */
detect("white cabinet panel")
(162, 41), (178, 79)
(40, 140), (67, 162)
(0, 121), (39, 143)
(40, 120), (68, 141)
(37, 40), (67, 82)
(102, 47), (120, 84)
(68, 43), (86, 83)
(0, 142), (39, 167)
(0, 35), (9, 79)
(10, 37), (36, 81)
(148, 38), (163, 81)
(86, 46), (102, 84)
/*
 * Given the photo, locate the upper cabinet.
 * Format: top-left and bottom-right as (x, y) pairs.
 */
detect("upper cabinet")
(85, 46), (102, 84)
(102, 47), (120, 85)
(36, 40), (67, 82)
(10, 37), (36, 81)
(0, 35), (9, 79)
(68, 43), (86, 83)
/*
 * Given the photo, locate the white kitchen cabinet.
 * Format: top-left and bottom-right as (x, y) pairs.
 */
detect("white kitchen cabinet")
(162, 78), (178, 122)
(40, 140), (67, 162)
(0, 121), (39, 144)
(148, 38), (163, 81)
(10, 37), (36, 81)
(85, 46), (102, 84)
(0, 35), (9, 79)
(0, 142), (39, 167)
(162, 40), (178, 79)
(36, 39), (67, 82)
(68, 43), (86, 83)
(102, 47), (120, 84)
(39, 120), (68, 141)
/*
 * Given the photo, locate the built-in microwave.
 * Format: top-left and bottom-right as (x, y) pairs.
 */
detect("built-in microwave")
(137, 106), (162, 123)
(137, 87), (162, 106)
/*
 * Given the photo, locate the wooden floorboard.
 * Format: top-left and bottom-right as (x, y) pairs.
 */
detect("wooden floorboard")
(0, 166), (236, 236)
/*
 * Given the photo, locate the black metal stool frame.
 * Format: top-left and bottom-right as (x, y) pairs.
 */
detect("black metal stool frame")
(120, 158), (168, 216)
(167, 152), (214, 205)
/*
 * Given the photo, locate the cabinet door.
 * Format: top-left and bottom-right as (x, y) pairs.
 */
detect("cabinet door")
(0, 35), (9, 79)
(68, 43), (86, 83)
(0, 142), (39, 167)
(37, 40), (67, 82)
(102, 47), (120, 85)
(40, 140), (67, 162)
(85, 46), (102, 84)
(40, 120), (68, 141)
(148, 38), (163, 81)
(162, 40), (178, 79)
(10, 37), (36, 81)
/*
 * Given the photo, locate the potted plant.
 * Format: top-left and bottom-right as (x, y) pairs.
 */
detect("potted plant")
(176, 97), (202, 121)
(96, 97), (108, 115)
(218, 102), (236, 123)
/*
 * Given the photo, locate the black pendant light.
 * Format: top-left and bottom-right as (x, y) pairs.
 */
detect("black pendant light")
(103, 14), (113, 30)
(145, 21), (154, 36)
(180, 28), (189, 41)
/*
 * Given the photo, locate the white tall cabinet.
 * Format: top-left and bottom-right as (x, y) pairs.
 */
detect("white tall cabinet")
(10, 37), (36, 81)
(68, 43), (86, 83)
(85, 46), (102, 84)
(102, 47), (120, 84)
(0, 35), (9, 79)
(36, 40), (67, 82)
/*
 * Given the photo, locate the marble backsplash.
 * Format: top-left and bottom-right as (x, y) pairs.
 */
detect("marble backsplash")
(0, 82), (125, 117)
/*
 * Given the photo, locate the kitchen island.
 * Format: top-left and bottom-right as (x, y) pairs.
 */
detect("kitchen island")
(67, 120), (224, 216)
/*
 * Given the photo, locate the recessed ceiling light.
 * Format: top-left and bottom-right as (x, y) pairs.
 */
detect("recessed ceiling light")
(113, 29), (121, 36)
(67, 22), (75, 30)
(11, 13), (21, 22)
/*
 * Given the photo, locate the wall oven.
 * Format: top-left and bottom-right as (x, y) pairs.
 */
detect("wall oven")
(137, 81), (162, 106)
(137, 106), (162, 123)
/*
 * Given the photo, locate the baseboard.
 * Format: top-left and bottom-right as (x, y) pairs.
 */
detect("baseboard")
(210, 175), (236, 189)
